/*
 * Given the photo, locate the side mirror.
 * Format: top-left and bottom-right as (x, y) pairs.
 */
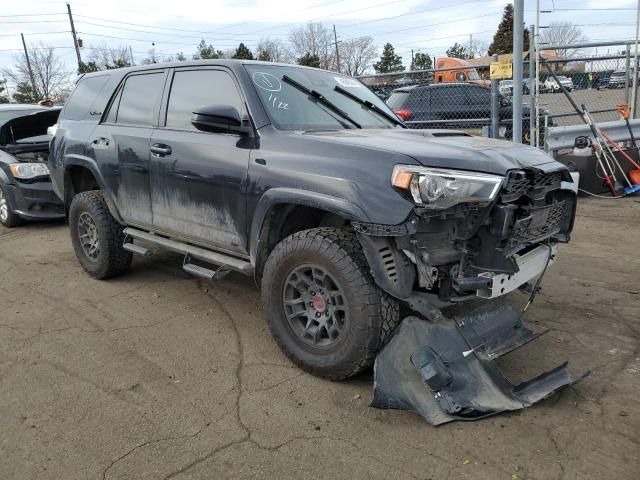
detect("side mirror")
(191, 105), (251, 134)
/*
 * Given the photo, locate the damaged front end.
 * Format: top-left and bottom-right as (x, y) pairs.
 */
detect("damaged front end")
(354, 164), (577, 303)
(354, 164), (587, 424)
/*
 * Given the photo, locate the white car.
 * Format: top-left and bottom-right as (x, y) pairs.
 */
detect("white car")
(544, 75), (573, 92)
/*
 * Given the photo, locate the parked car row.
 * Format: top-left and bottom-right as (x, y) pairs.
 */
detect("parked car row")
(387, 82), (551, 144)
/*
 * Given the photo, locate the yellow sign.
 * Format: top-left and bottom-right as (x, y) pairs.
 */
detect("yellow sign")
(490, 61), (513, 80)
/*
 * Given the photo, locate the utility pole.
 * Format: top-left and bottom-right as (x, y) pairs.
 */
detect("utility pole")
(332, 25), (341, 73)
(411, 49), (414, 69)
(67, 3), (82, 70)
(129, 45), (135, 65)
(469, 34), (473, 58)
(20, 33), (38, 101)
(535, 0), (541, 148)
(528, 25), (535, 147)
(512, 0), (524, 144)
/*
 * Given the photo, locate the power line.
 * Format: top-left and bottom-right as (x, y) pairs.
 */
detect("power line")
(0, 30), (70, 37)
(342, 0), (488, 28)
(0, 12), (66, 17)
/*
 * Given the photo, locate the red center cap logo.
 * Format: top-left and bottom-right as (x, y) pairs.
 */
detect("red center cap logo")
(312, 295), (327, 312)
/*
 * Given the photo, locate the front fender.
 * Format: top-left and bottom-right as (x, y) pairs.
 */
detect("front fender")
(249, 187), (370, 263)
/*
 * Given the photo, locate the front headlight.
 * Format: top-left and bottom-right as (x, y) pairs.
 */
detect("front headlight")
(391, 166), (503, 210)
(9, 162), (50, 179)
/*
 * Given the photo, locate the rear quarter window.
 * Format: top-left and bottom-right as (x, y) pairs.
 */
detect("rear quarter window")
(62, 75), (110, 121)
(386, 91), (410, 109)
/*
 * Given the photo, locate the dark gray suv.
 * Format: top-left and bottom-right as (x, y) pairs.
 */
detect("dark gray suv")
(49, 60), (577, 379)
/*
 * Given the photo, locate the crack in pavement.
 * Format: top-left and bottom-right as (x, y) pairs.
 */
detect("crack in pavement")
(102, 421), (215, 480)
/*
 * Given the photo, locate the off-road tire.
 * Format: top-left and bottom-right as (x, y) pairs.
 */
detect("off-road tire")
(261, 227), (400, 380)
(69, 190), (132, 279)
(0, 185), (24, 228)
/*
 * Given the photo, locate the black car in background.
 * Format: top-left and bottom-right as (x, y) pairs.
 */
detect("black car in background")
(0, 105), (64, 227)
(387, 82), (549, 144)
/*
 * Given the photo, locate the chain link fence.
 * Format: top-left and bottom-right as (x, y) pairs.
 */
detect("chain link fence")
(355, 40), (640, 147)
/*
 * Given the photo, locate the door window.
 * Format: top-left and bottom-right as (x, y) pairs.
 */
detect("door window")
(115, 72), (165, 126)
(165, 70), (243, 131)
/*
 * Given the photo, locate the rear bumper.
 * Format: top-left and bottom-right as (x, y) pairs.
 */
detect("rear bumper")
(5, 180), (65, 220)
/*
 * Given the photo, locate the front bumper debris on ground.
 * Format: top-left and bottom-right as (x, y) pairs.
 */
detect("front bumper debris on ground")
(371, 305), (590, 425)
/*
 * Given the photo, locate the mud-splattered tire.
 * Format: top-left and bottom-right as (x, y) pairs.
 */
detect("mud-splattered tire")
(261, 227), (399, 380)
(69, 190), (132, 279)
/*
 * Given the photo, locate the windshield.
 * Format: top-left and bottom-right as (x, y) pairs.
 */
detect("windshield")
(466, 69), (480, 80)
(245, 64), (399, 130)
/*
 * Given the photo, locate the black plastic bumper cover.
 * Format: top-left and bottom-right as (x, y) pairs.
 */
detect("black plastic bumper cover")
(370, 305), (589, 425)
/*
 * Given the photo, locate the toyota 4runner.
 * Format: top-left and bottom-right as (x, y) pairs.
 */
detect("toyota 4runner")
(49, 61), (577, 380)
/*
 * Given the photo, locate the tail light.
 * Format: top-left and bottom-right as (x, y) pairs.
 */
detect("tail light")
(395, 109), (411, 121)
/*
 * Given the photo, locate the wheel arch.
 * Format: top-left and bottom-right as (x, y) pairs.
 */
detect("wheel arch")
(63, 158), (123, 223)
(250, 188), (370, 281)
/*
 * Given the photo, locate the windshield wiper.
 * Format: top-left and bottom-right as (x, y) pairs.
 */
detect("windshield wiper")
(282, 75), (361, 129)
(333, 85), (405, 127)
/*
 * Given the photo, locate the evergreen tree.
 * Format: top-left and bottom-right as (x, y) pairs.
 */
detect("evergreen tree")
(488, 4), (530, 55)
(446, 42), (468, 59)
(232, 43), (254, 60)
(373, 43), (404, 73)
(0, 81), (9, 103)
(297, 53), (321, 68)
(257, 49), (272, 61)
(12, 82), (38, 103)
(194, 40), (223, 59)
(78, 61), (100, 74)
(175, 52), (187, 61)
(411, 52), (432, 70)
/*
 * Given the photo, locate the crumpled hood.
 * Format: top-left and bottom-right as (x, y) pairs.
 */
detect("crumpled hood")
(301, 128), (563, 176)
(0, 108), (61, 146)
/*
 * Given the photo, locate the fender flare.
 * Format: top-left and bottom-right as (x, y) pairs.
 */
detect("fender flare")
(63, 156), (124, 223)
(249, 187), (370, 264)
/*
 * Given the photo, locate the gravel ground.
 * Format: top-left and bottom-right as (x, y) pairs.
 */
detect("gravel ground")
(0, 197), (638, 480)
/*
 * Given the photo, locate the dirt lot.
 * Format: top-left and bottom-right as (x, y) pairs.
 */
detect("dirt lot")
(1, 197), (638, 480)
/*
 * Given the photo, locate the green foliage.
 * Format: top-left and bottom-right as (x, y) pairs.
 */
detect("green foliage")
(194, 40), (223, 60)
(175, 52), (187, 61)
(0, 82), (8, 103)
(446, 42), (469, 59)
(411, 52), (432, 70)
(12, 82), (38, 103)
(488, 4), (530, 55)
(373, 43), (404, 73)
(78, 61), (100, 74)
(257, 49), (272, 61)
(106, 58), (130, 69)
(232, 43), (254, 60)
(297, 53), (321, 68)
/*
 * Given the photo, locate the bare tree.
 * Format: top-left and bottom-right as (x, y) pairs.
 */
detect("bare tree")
(339, 36), (377, 76)
(256, 37), (290, 63)
(87, 43), (132, 69)
(2, 43), (71, 100)
(289, 23), (335, 70)
(540, 22), (587, 59)
(469, 39), (490, 59)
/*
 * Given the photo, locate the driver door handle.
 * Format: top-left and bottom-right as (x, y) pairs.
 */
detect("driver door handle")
(150, 143), (172, 156)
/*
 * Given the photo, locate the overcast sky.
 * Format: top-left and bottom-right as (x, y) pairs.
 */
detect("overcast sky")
(1, 0), (638, 77)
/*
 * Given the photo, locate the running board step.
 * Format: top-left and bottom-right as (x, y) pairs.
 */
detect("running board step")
(183, 262), (230, 281)
(123, 227), (253, 275)
(123, 242), (151, 256)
